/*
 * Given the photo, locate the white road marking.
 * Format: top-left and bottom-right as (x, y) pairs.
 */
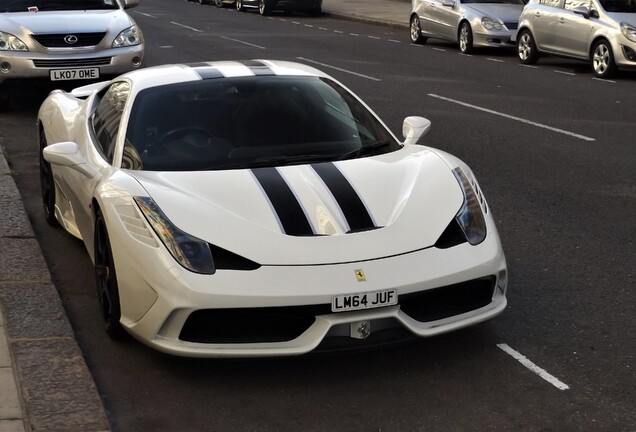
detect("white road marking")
(305, 24), (314, 28)
(220, 36), (266, 49)
(520, 64), (539, 69)
(554, 70), (576, 76)
(292, 21), (301, 24)
(334, 30), (344, 34)
(296, 57), (381, 81)
(319, 27), (328, 30)
(389, 39), (401, 43)
(368, 35), (381, 39)
(170, 21), (203, 32)
(487, 58), (504, 63)
(159, 45), (174, 48)
(428, 93), (595, 142)
(497, 344), (570, 391)
(432, 47), (446, 52)
(350, 33), (359, 36)
(592, 77), (616, 84)
(136, 12), (156, 18)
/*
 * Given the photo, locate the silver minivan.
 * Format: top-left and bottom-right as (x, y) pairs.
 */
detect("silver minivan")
(517, 0), (636, 78)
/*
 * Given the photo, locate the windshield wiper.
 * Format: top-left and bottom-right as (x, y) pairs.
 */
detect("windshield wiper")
(337, 141), (391, 161)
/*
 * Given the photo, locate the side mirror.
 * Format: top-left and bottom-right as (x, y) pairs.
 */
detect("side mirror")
(43, 142), (98, 178)
(572, 6), (590, 18)
(442, 0), (455, 7)
(122, 0), (139, 9)
(402, 116), (432, 146)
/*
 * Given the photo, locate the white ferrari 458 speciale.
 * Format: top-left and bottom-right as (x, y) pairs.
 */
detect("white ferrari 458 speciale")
(38, 59), (507, 357)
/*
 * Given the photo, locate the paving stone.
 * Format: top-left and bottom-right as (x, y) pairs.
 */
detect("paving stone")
(0, 198), (34, 238)
(0, 175), (20, 200)
(0, 283), (72, 340)
(0, 419), (25, 432)
(0, 318), (10, 367)
(0, 147), (10, 175)
(0, 238), (50, 283)
(0, 367), (21, 419)
(12, 338), (110, 432)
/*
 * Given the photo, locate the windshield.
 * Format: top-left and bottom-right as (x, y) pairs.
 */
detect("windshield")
(125, 76), (401, 172)
(0, 0), (119, 12)
(598, 0), (636, 12)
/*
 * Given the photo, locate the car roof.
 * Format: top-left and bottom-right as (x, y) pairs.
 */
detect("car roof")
(119, 60), (332, 92)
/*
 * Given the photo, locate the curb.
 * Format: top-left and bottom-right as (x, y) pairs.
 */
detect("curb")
(0, 145), (110, 432)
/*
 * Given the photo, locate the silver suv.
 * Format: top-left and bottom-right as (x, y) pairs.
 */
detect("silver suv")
(517, 0), (636, 78)
(0, 0), (144, 86)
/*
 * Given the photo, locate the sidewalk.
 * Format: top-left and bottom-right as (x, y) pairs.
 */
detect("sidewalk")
(0, 1), (409, 430)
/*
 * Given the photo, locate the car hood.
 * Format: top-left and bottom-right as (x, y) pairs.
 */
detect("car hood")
(0, 10), (132, 36)
(465, 4), (524, 21)
(605, 12), (636, 24)
(128, 147), (464, 265)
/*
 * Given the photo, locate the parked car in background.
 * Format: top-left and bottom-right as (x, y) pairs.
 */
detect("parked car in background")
(38, 59), (507, 357)
(517, 0), (636, 78)
(236, 0), (322, 16)
(410, 0), (526, 53)
(191, 0), (236, 8)
(0, 0), (144, 88)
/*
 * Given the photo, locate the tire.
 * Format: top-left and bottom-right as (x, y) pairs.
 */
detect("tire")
(410, 15), (427, 44)
(94, 209), (127, 340)
(198, 0), (208, 4)
(236, 0), (245, 11)
(308, 6), (321, 16)
(591, 39), (617, 79)
(458, 22), (474, 54)
(517, 29), (539, 65)
(39, 128), (59, 227)
(259, 0), (271, 16)
(214, 0), (224, 7)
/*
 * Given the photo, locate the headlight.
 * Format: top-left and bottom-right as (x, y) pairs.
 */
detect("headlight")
(482, 17), (503, 31)
(452, 167), (486, 245)
(621, 22), (636, 43)
(0, 31), (28, 51)
(112, 25), (143, 48)
(134, 196), (215, 274)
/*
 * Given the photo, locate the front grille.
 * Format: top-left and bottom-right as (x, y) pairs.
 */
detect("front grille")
(504, 21), (518, 30)
(31, 32), (106, 48)
(33, 57), (112, 68)
(180, 305), (331, 344)
(400, 277), (496, 322)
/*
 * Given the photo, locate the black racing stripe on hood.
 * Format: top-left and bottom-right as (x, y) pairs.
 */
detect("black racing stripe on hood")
(191, 65), (224, 80)
(238, 60), (276, 76)
(312, 162), (376, 233)
(252, 167), (314, 236)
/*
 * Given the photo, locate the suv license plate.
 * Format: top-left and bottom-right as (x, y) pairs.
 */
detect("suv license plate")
(332, 289), (397, 312)
(50, 68), (99, 81)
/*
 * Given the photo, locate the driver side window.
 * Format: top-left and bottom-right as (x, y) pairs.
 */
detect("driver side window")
(92, 81), (131, 164)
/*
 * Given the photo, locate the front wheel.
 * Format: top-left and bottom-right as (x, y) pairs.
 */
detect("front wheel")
(94, 209), (127, 340)
(259, 0), (272, 15)
(458, 22), (474, 54)
(236, 0), (245, 11)
(214, 0), (224, 7)
(410, 15), (427, 44)
(39, 129), (59, 227)
(591, 40), (617, 79)
(517, 29), (539, 65)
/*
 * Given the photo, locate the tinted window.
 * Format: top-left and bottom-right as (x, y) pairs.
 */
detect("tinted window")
(538, 0), (562, 6)
(598, 0), (636, 11)
(93, 81), (130, 164)
(125, 76), (401, 171)
(565, 0), (591, 9)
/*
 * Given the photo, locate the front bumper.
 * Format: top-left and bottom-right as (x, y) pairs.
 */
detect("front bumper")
(105, 198), (507, 358)
(474, 29), (518, 49)
(0, 45), (144, 84)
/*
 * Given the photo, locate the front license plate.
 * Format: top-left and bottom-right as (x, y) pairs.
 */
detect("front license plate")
(332, 289), (397, 312)
(50, 68), (99, 81)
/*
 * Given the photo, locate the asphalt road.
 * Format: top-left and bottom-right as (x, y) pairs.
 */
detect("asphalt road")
(1, 0), (635, 430)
